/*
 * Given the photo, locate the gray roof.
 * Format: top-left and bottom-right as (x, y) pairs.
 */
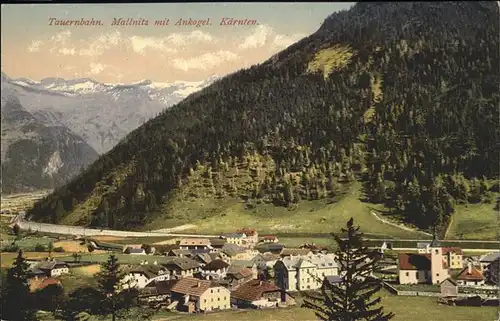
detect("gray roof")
(121, 264), (167, 278)
(417, 242), (430, 249)
(480, 252), (500, 263)
(35, 260), (68, 271)
(126, 248), (145, 253)
(277, 253), (338, 271)
(163, 258), (201, 271)
(221, 243), (246, 257)
(325, 275), (343, 284)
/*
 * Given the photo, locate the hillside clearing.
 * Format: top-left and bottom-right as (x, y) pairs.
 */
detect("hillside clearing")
(445, 202), (498, 240)
(144, 182), (426, 239)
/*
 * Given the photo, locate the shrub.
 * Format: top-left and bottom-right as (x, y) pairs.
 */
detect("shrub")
(53, 247), (65, 253)
(3, 244), (19, 252)
(34, 243), (46, 252)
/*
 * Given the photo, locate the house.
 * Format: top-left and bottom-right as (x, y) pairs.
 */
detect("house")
(230, 279), (295, 309)
(178, 238), (212, 250)
(252, 253), (280, 270)
(398, 253), (432, 284)
(194, 253), (214, 266)
(223, 233), (248, 247)
(279, 248), (313, 258)
(274, 253), (338, 291)
(266, 243), (285, 254)
(324, 275), (343, 286)
(167, 249), (194, 258)
(219, 243), (247, 263)
(200, 259), (230, 281)
(479, 252), (500, 272)
(29, 277), (63, 292)
(261, 236), (279, 244)
(455, 264), (485, 287)
(33, 260), (70, 277)
(442, 247), (464, 269)
(398, 236), (450, 285)
(125, 247), (146, 255)
(140, 279), (178, 305)
(223, 266), (255, 290)
(170, 277), (231, 313)
(440, 278), (458, 297)
(121, 263), (170, 289)
(236, 228), (259, 247)
(162, 258), (201, 278)
(485, 257), (499, 285)
(154, 244), (180, 255)
(417, 242), (431, 254)
(209, 238), (227, 249)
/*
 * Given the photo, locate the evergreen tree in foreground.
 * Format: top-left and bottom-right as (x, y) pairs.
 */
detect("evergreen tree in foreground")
(302, 218), (394, 321)
(1, 250), (36, 321)
(94, 254), (151, 321)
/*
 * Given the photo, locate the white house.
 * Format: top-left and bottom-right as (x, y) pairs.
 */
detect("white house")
(170, 277), (231, 313)
(121, 263), (170, 289)
(274, 253), (338, 291)
(200, 259), (229, 281)
(35, 260), (70, 277)
(455, 263), (485, 287)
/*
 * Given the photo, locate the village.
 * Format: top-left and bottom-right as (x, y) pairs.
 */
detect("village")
(20, 227), (500, 316)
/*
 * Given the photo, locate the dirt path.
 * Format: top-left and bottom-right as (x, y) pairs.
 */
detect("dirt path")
(370, 211), (433, 237)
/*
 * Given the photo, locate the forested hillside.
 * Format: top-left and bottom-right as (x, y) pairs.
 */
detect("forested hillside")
(28, 2), (499, 235)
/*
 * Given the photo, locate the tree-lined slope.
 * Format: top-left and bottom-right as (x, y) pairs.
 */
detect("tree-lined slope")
(28, 2), (499, 235)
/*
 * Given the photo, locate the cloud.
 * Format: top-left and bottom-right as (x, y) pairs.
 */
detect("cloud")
(171, 50), (239, 71)
(272, 33), (306, 50)
(129, 36), (177, 55)
(28, 40), (43, 52)
(79, 30), (123, 57)
(239, 25), (273, 49)
(167, 30), (214, 46)
(49, 30), (77, 56)
(129, 31), (214, 55)
(239, 25), (304, 50)
(88, 62), (106, 75)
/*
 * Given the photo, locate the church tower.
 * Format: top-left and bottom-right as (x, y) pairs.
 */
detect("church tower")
(429, 232), (448, 284)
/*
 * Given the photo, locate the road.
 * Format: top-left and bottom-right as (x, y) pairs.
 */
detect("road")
(12, 213), (500, 245)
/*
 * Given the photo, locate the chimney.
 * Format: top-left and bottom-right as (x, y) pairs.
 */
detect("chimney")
(153, 260), (157, 265)
(468, 262), (472, 274)
(197, 281), (201, 287)
(140, 260), (144, 265)
(145, 261), (149, 265)
(259, 281), (263, 286)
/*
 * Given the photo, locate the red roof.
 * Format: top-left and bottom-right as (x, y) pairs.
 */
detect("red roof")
(230, 279), (281, 302)
(236, 228), (257, 236)
(442, 247), (463, 255)
(398, 253), (431, 270)
(30, 278), (62, 292)
(456, 267), (484, 281)
(263, 235), (277, 240)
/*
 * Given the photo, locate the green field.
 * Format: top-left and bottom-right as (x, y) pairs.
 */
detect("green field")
(144, 182), (428, 240)
(445, 202), (499, 240)
(31, 290), (497, 321)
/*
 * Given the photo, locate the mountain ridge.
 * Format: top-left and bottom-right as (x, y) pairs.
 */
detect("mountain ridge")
(28, 2), (499, 234)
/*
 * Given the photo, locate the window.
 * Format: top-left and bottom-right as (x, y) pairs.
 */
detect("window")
(204, 299), (207, 303)
(436, 273), (439, 277)
(435, 249), (438, 254)
(405, 272), (409, 276)
(211, 289), (213, 293)
(416, 272), (419, 278)
(218, 298), (220, 301)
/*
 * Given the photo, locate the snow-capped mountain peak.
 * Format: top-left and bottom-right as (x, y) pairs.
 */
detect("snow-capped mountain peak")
(1, 71), (219, 154)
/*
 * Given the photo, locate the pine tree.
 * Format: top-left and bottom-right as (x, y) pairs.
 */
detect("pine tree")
(302, 218), (394, 321)
(1, 250), (36, 320)
(94, 254), (143, 321)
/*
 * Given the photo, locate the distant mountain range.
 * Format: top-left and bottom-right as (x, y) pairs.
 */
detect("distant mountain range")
(1, 72), (218, 193)
(2, 72), (218, 154)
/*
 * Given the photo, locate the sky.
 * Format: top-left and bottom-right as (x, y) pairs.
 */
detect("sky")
(1, 3), (354, 84)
